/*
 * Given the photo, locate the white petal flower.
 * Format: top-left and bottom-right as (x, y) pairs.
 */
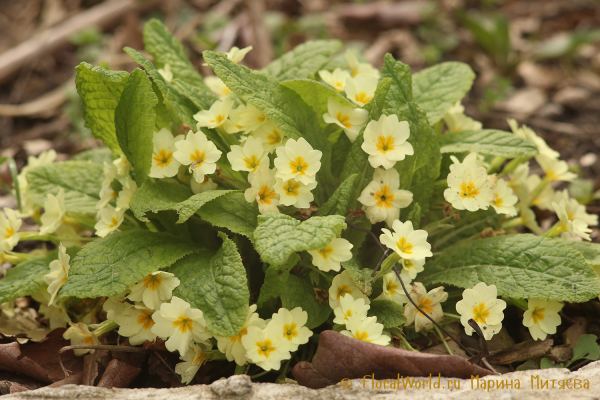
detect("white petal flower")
(151, 296), (212, 355)
(127, 271), (181, 310)
(443, 102), (482, 132)
(357, 168), (413, 227)
(273, 177), (316, 208)
(520, 206), (543, 235)
(226, 46), (252, 64)
(158, 64), (173, 82)
(101, 161), (119, 187)
(307, 238), (353, 272)
(491, 179), (518, 216)
(175, 342), (213, 384)
(522, 174), (555, 210)
(236, 104), (266, 134)
(173, 130), (222, 184)
(204, 76), (231, 99)
(150, 129), (183, 179)
(241, 324), (291, 371)
(245, 166), (279, 214)
(116, 178), (137, 212)
(507, 163), (530, 191)
(554, 190), (598, 227)
(400, 258), (424, 280)
(553, 199), (595, 241)
(63, 323), (100, 355)
(194, 97), (234, 129)
(96, 183), (117, 210)
(34, 289), (70, 330)
(328, 271), (370, 310)
(377, 272), (412, 304)
(44, 243), (70, 305)
(94, 204), (124, 237)
(191, 176), (218, 194)
(523, 299), (563, 341)
(252, 120), (287, 152)
(455, 282), (506, 340)
(508, 119), (559, 160)
(227, 136), (268, 178)
(274, 137), (322, 185)
(362, 114), (414, 169)
(344, 74), (377, 107)
(223, 104), (248, 134)
(340, 315), (390, 345)
(537, 154), (576, 182)
(0, 208), (21, 252)
(323, 97), (369, 143)
(380, 220), (433, 260)
(113, 156), (131, 178)
(103, 292), (131, 321)
(403, 283), (447, 332)
(115, 305), (158, 345)
(269, 307), (313, 352)
(444, 163), (496, 211)
(215, 304), (265, 366)
(318, 68), (351, 92)
(40, 189), (65, 235)
(333, 294), (370, 325)
(345, 50), (380, 77)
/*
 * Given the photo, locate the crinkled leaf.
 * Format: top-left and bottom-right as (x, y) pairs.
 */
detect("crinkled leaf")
(433, 209), (503, 251)
(421, 234), (600, 302)
(114, 68), (157, 186)
(59, 231), (197, 299)
(562, 240), (600, 270)
(257, 253), (300, 307)
(439, 129), (539, 157)
(407, 203), (421, 230)
(170, 233), (249, 337)
(253, 213), (346, 266)
(263, 40), (341, 81)
(197, 192), (259, 238)
(316, 174), (358, 217)
(75, 62), (129, 153)
(280, 274), (331, 329)
(71, 148), (114, 165)
(129, 180), (235, 223)
(367, 299), (406, 328)
(412, 62), (475, 124)
(341, 258), (372, 296)
(26, 161), (104, 214)
(0, 253), (57, 303)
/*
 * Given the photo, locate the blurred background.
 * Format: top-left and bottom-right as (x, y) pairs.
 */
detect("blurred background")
(0, 0), (599, 208)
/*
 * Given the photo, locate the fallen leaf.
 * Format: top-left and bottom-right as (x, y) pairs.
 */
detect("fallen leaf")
(96, 359), (141, 388)
(47, 372), (83, 388)
(487, 339), (553, 364)
(563, 317), (587, 349)
(82, 350), (109, 386)
(292, 330), (492, 389)
(148, 351), (181, 387)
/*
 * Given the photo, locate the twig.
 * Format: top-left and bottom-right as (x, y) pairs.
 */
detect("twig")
(392, 265), (474, 357)
(244, 0), (272, 68)
(153, 350), (182, 384)
(467, 319), (500, 375)
(346, 220), (385, 252)
(371, 248), (391, 277)
(58, 345), (148, 377)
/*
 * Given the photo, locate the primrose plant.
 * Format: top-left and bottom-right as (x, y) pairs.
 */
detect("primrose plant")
(1, 19), (600, 383)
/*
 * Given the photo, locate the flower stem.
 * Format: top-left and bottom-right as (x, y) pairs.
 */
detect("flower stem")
(434, 325), (453, 355)
(250, 369), (271, 380)
(543, 221), (566, 238)
(92, 320), (118, 337)
(497, 156), (531, 178)
(501, 217), (522, 230)
(504, 297), (528, 311)
(487, 156), (506, 174)
(442, 312), (461, 320)
(529, 176), (551, 206)
(372, 252), (400, 281)
(234, 364), (246, 375)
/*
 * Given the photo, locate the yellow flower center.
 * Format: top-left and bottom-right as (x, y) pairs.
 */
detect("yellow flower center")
(460, 182), (479, 199)
(109, 217), (119, 228)
(230, 327), (248, 343)
(256, 339), (276, 357)
(258, 185), (276, 205)
(137, 310), (155, 330)
(386, 280), (398, 295)
(317, 246), (333, 259)
(472, 303), (490, 324)
(289, 156), (308, 175)
(4, 226), (14, 239)
(375, 136), (395, 153)
(283, 323), (298, 341)
(211, 114), (225, 125)
(84, 335), (94, 345)
(355, 92), (372, 104)
(283, 180), (300, 197)
(190, 150), (206, 167)
(192, 351), (207, 366)
(153, 149), (173, 167)
(355, 331), (370, 342)
(494, 197), (504, 207)
(374, 185), (395, 208)
(395, 237), (413, 254)
(337, 285), (352, 299)
(243, 154), (261, 171)
(143, 274), (163, 291)
(531, 306), (545, 324)
(546, 170), (557, 181)
(258, 114), (266, 123)
(403, 259), (414, 269)
(417, 298), (434, 315)
(336, 112), (352, 129)
(173, 316), (194, 333)
(267, 129), (282, 146)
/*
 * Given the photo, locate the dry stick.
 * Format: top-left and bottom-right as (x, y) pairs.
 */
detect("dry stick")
(153, 350), (182, 384)
(467, 319), (500, 375)
(345, 220), (385, 252)
(58, 345), (149, 377)
(392, 265), (474, 358)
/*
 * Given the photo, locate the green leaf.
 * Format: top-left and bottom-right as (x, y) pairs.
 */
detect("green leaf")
(367, 299), (406, 328)
(114, 68), (157, 186)
(124, 47), (196, 127)
(280, 274), (331, 329)
(75, 62), (129, 153)
(197, 192), (259, 238)
(407, 203), (421, 230)
(341, 258), (373, 296)
(315, 174), (358, 217)
(439, 129), (539, 157)
(0, 253), (57, 303)
(253, 213), (346, 266)
(571, 334), (600, 363)
(280, 79), (353, 128)
(170, 232), (249, 337)
(130, 180), (235, 223)
(263, 40), (341, 81)
(143, 18), (216, 108)
(562, 240), (600, 269)
(433, 209), (503, 251)
(412, 62), (475, 124)
(421, 234), (600, 302)
(257, 253), (300, 307)
(381, 54), (441, 218)
(26, 161), (104, 214)
(71, 148), (114, 165)
(59, 230), (197, 299)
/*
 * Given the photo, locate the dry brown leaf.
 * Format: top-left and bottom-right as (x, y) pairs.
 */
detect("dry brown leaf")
(488, 339), (553, 364)
(96, 359), (141, 388)
(292, 330), (493, 389)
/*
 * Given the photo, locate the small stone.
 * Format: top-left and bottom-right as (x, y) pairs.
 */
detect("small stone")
(553, 87), (591, 108)
(210, 374), (252, 397)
